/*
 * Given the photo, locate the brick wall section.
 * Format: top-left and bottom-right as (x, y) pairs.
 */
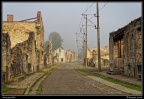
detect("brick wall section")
(7, 15), (13, 22)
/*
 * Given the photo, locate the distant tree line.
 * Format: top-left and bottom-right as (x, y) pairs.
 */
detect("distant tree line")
(44, 32), (63, 51)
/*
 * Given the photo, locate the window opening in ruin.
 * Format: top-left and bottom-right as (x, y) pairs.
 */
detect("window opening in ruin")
(59, 49), (61, 53)
(28, 63), (31, 73)
(126, 33), (129, 61)
(61, 58), (63, 62)
(133, 67), (135, 77)
(138, 64), (141, 73)
(117, 41), (120, 58)
(128, 64), (131, 76)
(3, 74), (6, 83)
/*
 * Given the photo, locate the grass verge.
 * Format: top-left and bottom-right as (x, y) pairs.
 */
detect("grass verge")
(36, 84), (42, 91)
(2, 85), (26, 95)
(75, 68), (141, 92)
(2, 85), (12, 93)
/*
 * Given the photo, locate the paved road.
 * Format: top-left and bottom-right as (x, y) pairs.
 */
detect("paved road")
(41, 62), (127, 95)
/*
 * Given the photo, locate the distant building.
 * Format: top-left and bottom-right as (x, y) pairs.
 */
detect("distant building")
(66, 50), (72, 62)
(53, 47), (66, 63)
(65, 49), (78, 62)
(89, 46), (109, 67)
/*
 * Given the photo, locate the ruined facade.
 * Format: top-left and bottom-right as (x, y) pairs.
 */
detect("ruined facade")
(2, 11), (44, 83)
(65, 50), (73, 62)
(53, 47), (66, 63)
(11, 32), (36, 75)
(109, 17), (142, 79)
(2, 33), (11, 83)
(44, 36), (53, 66)
(85, 46), (109, 67)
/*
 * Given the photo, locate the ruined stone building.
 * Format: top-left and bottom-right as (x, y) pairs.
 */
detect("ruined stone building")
(83, 48), (92, 66)
(71, 50), (77, 62)
(53, 47), (66, 63)
(44, 36), (53, 66)
(85, 46), (109, 67)
(65, 50), (78, 63)
(2, 33), (11, 83)
(65, 50), (75, 62)
(109, 17), (142, 79)
(2, 11), (44, 83)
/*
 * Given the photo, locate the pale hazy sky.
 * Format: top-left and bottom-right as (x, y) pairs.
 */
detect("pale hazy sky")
(2, 2), (142, 52)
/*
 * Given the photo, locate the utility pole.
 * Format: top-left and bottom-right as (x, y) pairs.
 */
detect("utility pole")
(82, 13), (95, 68)
(83, 31), (85, 65)
(82, 14), (88, 67)
(96, 2), (101, 71)
(85, 15), (88, 68)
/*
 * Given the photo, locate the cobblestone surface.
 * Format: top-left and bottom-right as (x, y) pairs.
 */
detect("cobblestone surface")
(2, 64), (60, 95)
(41, 63), (127, 95)
(3, 63), (141, 95)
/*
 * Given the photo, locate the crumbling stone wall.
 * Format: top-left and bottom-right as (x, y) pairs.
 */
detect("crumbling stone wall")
(11, 46), (23, 76)
(44, 36), (53, 66)
(11, 32), (36, 76)
(66, 50), (73, 62)
(2, 22), (36, 48)
(2, 32), (38, 83)
(3, 11), (44, 70)
(22, 53), (28, 74)
(123, 17), (142, 77)
(109, 17), (142, 78)
(2, 11), (45, 83)
(2, 33), (11, 83)
(36, 11), (44, 69)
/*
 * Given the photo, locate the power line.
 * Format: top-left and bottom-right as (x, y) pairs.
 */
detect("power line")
(77, 40), (83, 48)
(82, 3), (108, 29)
(82, 3), (95, 14)
(86, 3), (89, 10)
(76, 35), (83, 53)
(76, 35), (79, 50)
(76, 16), (85, 34)
(76, 17), (82, 34)
(76, 33), (84, 40)
(87, 18), (96, 26)
(99, 2), (108, 12)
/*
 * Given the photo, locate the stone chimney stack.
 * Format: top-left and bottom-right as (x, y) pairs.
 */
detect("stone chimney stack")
(7, 15), (13, 22)
(37, 11), (41, 24)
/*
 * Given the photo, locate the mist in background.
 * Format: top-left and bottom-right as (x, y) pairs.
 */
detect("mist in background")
(2, 2), (142, 52)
